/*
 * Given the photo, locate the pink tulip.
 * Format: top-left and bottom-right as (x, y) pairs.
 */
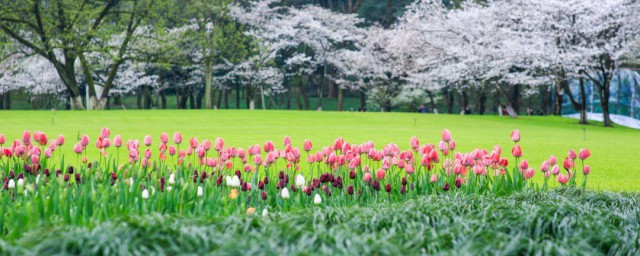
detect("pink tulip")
(264, 141), (274, 152)
(544, 171), (551, 179)
(102, 138), (111, 148)
(80, 135), (90, 147)
(144, 135), (152, 147)
(178, 149), (186, 158)
(540, 161), (549, 172)
(49, 142), (57, 151)
(215, 138), (224, 151)
(511, 145), (522, 158)
(583, 165), (590, 175)
(168, 146), (176, 156)
(363, 173), (372, 183)
(519, 160), (529, 170)
(200, 140), (210, 151)
(44, 148), (52, 158)
(563, 157), (574, 170)
(303, 139), (312, 152)
(73, 143), (83, 154)
(100, 127), (109, 139)
(548, 155), (557, 165)
(22, 130), (31, 145)
(441, 129), (452, 142)
(438, 141), (447, 151)
(473, 164), (486, 175)
(113, 135), (123, 148)
(206, 158), (217, 167)
(173, 132), (182, 144)
(406, 164), (415, 174)
(0, 134), (5, 145)
(430, 174), (438, 183)
(31, 154), (39, 164)
(568, 149), (577, 160)
(333, 137), (344, 151)
(54, 135), (64, 146)
(421, 154), (431, 167)
(578, 148), (590, 160)
(283, 136), (291, 147)
(493, 145), (502, 156)
(511, 129), (520, 142)
(448, 140), (456, 150)
(523, 168), (535, 180)
(254, 154), (263, 166)
(410, 136), (420, 150)
(429, 150), (439, 163)
(160, 132), (169, 144)
(551, 165), (560, 175)
(190, 137), (199, 149)
(225, 160), (232, 170)
(557, 174), (569, 184)
(144, 148), (151, 159)
(376, 169), (386, 180)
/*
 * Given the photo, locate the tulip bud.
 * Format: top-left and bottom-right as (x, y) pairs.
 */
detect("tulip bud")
(314, 193), (322, 205)
(281, 187), (290, 199)
(142, 189), (149, 199)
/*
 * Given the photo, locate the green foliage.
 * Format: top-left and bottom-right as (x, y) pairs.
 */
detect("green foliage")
(0, 189), (638, 255)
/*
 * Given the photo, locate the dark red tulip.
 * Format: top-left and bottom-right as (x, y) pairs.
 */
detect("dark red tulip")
(347, 185), (354, 195)
(68, 166), (74, 174)
(372, 180), (381, 191)
(263, 176), (269, 185)
(261, 191), (268, 200)
(235, 170), (242, 179)
(443, 183), (450, 191)
(401, 177), (407, 186)
(44, 168), (50, 177)
(455, 178), (462, 188)
(258, 181), (265, 190)
(75, 173), (81, 184)
(64, 174), (70, 182)
(400, 185), (407, 194)
(111, 172), (117, 181)
(349, 170), (356, 179)
(385, 183), (392, 193)
(9, 171), (15, 179)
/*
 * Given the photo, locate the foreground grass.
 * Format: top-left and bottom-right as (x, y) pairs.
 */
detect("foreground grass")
(0, 110), (638, 191)
(0, 188), (637, 255)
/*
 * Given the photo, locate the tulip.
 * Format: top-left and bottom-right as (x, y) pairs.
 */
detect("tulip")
(583, 165), (591, 175)
(449, 140), (456, 151)
(376, 169), (385, 180)
(283, 136), (291, 147)
(73, 143), (83, 154)
(295, 174), (305, 188)
(511, 145), (522, 158)
(17, 178), (24, 188)
(102, 138), (111, 148)
(80, 135), (90, 147)
(523, 168), (535, 180)
(144, 135), (152, 147)
(563, 157), (574, 171)
(540, 161), (549, 172)
(385, 183), (392, 193)
(0, 134), (5, 145)
(511, 130), (520, 142)
(22, 130), (31, 145)
(197, 186), (204, 197)
(142, 189), (149, 200)
(548, 155), (557, 165)
(281, 187), (290, 199)
(438, 141), (447, 151)
(568, 149), (577, 160)
(262, 208), (269, 217)
(557, 174), (569, 184)
(363, 173), (372, 183)
(303, 139), (312, 152)
(406, 164), (415, 174)
(551, 165), (560, 175)
(168, 173), (176, 185)
(441, 129), (452, 142)
(101, 127), (110, 139)
(114, 135), (123, 148)
(173, 132), (182, 145)
(410, 136), (420, 150)
(519, 160), (529, 170)
(44, 148), (52, 158)
(264, 141), (275, 152)
(31, 155), (39, 164)
(314, 194), (322, 205)
(8, 179), (15, 189)
(430, 174), (438, 183)
(213, 138), (224, 151)
(579, 148), (591, 160)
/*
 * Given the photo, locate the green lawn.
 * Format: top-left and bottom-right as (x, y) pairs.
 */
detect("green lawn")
(0, 110), (637, 191)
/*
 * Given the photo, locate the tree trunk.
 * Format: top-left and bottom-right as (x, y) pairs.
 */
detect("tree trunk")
(553, 81), (563, 115)
(443, 87), (454, 114)
(137, 87), (143, 109)
(161, 89), (167, 109)
(204, 60), (213, 109)
(196, 88), (204, 109)
(337, 87), (344, 111)
(426, 90), (436, 112)
(301, 83), (310, 110)
(144, 85), (152, 109)
(510, 84), (521, 114)
(69, 95), (84, 110)
(476, 90), (486, 115)
(601, 86), (612, 127)
(359, 90), (366, 110)
(236, 77), (241, 109)
(189, 89), (196, 109)
(216, 88), (223, 109)
(224, 88), (229, 109)
(579, 78), (588, 124)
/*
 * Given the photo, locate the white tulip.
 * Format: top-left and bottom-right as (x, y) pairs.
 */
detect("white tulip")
(281, 187), (290, 199)
(226, 175), (241, 187)
(141, 189), (149, 200)
(167, 186), (173, 191)
(314, 193), (322, 205)
(17, 178), (24, 188)
(197, 186), (204, 197)
(8, 179), (15, 189)
(35, 174), (41, 185)
(262, 208), (269, 217)
(168, 173), (176, 185)
(295, 174), (305, 188)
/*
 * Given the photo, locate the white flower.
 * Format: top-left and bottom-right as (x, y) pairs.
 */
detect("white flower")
(168, 173), (176, 185)
(281, 187), (290, 199)
(150, 186), (156, 195)
(225, 175), (241, 187)
(314, 193), (322, 205)
(129, 177), (134, 186)
(167, 186), (173, 191)
(197, 186), (204, 197)
(35, 174), (41, 185)
(24, 189), (28, 197)
(17, 178), (24, 188)
(295, 174), (305, 188)
(141, 189), (149, 200)
(8, 179), (15, 189)
(262, 208), (269, 217)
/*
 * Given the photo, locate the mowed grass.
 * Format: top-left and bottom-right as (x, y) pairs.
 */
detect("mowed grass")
(0, 110), (638, 191)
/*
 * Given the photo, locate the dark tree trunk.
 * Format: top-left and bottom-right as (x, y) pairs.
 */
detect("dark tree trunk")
(600, 83), (612, 127)
(161, 89), (167, 109)
(553, 81), (563, 115)
(216, 88), (223, 109)
(579, 78), (588, 124)
(224, 88), (229, 109)
(426, 90), (436, 112)
(510, 84), (521, 114)
(477, 90), (487, 115)
(143, 85), (152, 109)
(301, 83), (310, 110)
(337, 87), (344, 111)
(189, 88), (196, 109)
(246, 86), (251, 109)
(137, 87), (143, 109)
(196, 88), (204, 109)
(443, 87), (455, 114)
(541, 86), (551, 115)
(359, 90), (366, 110)
(236, 79), (241, 109)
